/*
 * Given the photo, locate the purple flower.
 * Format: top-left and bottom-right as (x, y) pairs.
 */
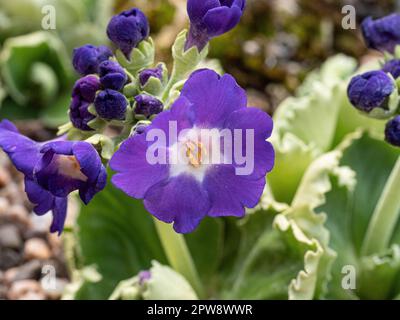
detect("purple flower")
(185, 0), (246, 51)
(107, 8), (150, 58)
(110, 69), (274, 233)
(0, 120), (106, 234)
(70, 75), (101, 131)
(361, 14), (400, 54)
(99, 60), (128, 91)
(347, 70), (395, 113)
(385, 116), (400, 147)
(134, 94), (163, 118)
(382, 59), (400, 79)
(139, 64), (163, 86)
(94, 89), (128, 121)
(72, 45), (113, 75)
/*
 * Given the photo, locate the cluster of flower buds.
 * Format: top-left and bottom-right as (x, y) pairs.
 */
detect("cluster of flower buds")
(0, 1), (260, 235)
(348, 14), (400, 147)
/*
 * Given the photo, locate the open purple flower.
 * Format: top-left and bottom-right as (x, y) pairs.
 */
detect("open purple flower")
(70, 75), (101, 131)
(361, 14), (400, 54)
(107, 8), (150, 58)
(110, 69), (274, 233)
(72, 45), (113, 75)
(0, 120), (107, 234)
(185, 0), (246, 51)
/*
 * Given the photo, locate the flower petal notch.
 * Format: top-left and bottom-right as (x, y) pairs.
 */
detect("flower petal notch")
(110, 69), (275, 233)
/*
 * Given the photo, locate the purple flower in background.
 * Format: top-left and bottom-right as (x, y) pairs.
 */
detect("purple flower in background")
(185, 0), (246, 51)
(94, 89), (128, 120)
(382, 59), (400, 79)
(138, 271), (152, 285)
(72, 45), (113, 75)
(70, 75), (101, 131)
(0, 120), (106, 234)
(385, 116), (400, 147)
(107, 8), (150, 58)
(110, 69), (274, 233)
(139, 64), (163, 86)
(99, 60), (128, 91)
(361, 14), (400, 54)
(347, 70), (395, 113)
(134, 94), (163, 118)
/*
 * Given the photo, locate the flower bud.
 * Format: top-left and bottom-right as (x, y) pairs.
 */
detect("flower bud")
(72, 45), (112, 75)
(385, 116), (400, 147)
(134, 94), (163, 118)
(382, 59), (400, 79)
(361, 14), (400, 54)
(347, 71), (397, 117)
(94, 89), (128, 120)
(107, 8), (150, 59)
(139, 64), (163, 86)
(69, 75), (101, 131)
(185, 0), (246, 51)
(99, 60), (128, 91)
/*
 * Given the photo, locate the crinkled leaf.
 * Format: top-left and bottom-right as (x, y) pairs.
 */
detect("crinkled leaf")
(0, 31), (71, 106)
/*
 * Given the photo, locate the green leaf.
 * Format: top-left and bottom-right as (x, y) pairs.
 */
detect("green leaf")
(0, 31), (71, 106)
(291, 132), (400, 299)
(73, 176), (167, 299)
(268, 55), (357, 204)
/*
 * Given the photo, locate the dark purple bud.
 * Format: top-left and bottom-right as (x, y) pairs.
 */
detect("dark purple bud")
(385, 116), (400, 147)
(99, 60), (128, 91)
(72, 45), (113, 75)
(185, 0), (246, 51)
(347, 71), (395, 113)
(361, 14), (400, 54)
(94, 89), (128, 120)
(107, 8), (150, 58)
(382, 59), (400, 79)
(134, 94), (163, 118)
(139, 64), (163, 86)
(70, 76), (101, 131)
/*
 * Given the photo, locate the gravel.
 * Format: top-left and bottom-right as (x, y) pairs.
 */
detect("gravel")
(0, 151), (69, 300)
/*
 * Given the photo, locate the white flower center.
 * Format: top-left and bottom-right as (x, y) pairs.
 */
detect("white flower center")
(169, 128), (223, 182)
(56, 155), (88, 182)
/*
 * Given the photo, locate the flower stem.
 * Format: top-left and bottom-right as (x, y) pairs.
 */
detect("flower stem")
(153, 217), (204, 298)
(362, 156), (400, 256)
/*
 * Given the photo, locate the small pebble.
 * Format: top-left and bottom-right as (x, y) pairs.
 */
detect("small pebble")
(24, 238), (52, 260)
(4, 260), (42, 283)
(0, 198), (9, 216)
(0, 167), (11, 188)
(7, 280), (43, 300)
(42, 278), (68, 300)
(0, 224), (22, 249)
(7, 204), (30, 226)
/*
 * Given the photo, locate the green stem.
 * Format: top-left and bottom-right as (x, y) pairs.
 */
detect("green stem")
(153, 217), (204, 298)
(362, 156), (400, 256)
(161, 66), (179, 102)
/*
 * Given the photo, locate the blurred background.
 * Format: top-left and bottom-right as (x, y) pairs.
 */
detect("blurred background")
(0, 0), (399, 300)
